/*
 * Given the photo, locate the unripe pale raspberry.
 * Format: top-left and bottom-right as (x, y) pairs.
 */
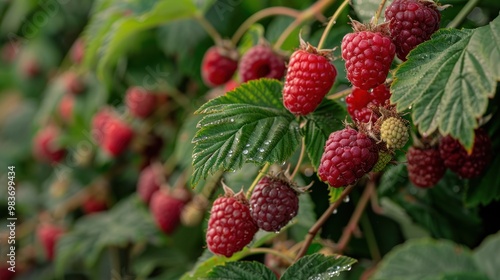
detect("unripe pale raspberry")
(372, 151), (392, 172)
(250, 176), (299, 232)
(283, 44), (337, 115)
(439, 129), (492, 179)
(407, 146), (445, 188)
(380, 117), (409, 150)
(385, 0), (441, 61)
(239, 45), (286, 82)
(318, 128), (379, 187)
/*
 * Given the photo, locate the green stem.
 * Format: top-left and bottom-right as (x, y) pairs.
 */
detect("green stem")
(246, 163), (271, 198)
(195, 13), (223, 45)
(326, 87), (352, 100)
(372, 0), (388, 26)
(274, 0), (336, 50)
(360, 211), (381, 262)
(291, 137), (306, 179)
(231, 7), (301, 46)
(446, 0), (481, 29)
(317, 0), (350, 49)
(248, 247), (294, 264)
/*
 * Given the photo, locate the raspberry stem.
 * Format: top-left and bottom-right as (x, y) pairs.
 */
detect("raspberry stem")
(372, 0), (388, 25)
(231, 7), (302, 46)
(294, 184), (355, 261)
(317, 0), (351, 50)
(245, 162), (271, 199)
(195, 13), (223, 46)
(446, 0), (480, 29)
(326, 87), (352, 100)
(291, 137), (306, 179)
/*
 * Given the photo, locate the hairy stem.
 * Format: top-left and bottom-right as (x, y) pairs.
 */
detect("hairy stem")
(231, 7), (301, 45)
(317, 0), (351, 49)
(294, 184), (355, 261)
(248, 247), (295, 264)
(372, 0), (388, 25)
(446, 0), (481, 29)
(246, 162), (271, 198)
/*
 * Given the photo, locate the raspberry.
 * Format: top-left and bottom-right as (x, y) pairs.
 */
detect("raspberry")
(206, 187), (258, 257)
(137, 165), (161, 204)
(125, 87), (157, 119)
(82, 195), (108, 214)
(150, 190), (185, 234)
(63, 72), (85, 95)
(0, 265), (15, 280)
(372, 151), (392, 172)
(439, 129), (492, 179)
(283, 44), (337, 115)
(33, 126), (66, 164)
(249, 176), (299, 232)
(224, 79), (239, 92)
(101, 117), (134, 157)
(407, 146), (445, 188)
(239, 45), (286, 82)
(380, 117), (409, 150)
(59, 94), (74, 121)
(318, 128), (379, 187)
(71, 38), (85, 64)
(21, 58), (40, 78)
(91, 108), (113, 144)
(341, 22), (395, 90)
(37, 224), (65, 261)
(385, 0), (441, 61)
(201, 46), (238, 87)
(346, 84), (391, 123)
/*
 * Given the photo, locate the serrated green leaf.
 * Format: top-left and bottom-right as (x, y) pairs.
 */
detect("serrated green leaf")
(473, 231), (500, 280)
(280, 253), (357, 280)
(205, 261), (277, 280)
(391, 16), (500, 150)
(302, 99), (345, 170)
(191, 79), (300, 186)
(371, 239), (478, 280)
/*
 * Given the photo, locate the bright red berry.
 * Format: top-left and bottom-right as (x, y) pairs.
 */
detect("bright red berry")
(137, 165), (161, 204)
(125, 87), (157, 119)
(101, 117), (134, 157)
(407, 146), (446, 188)
(150, 190), (185, 234)
(283, 44), (337, 115)
(239, 45), (286, 82)
(250, 176), (299, 232)
(91, 108), (113, 144)
(37, 224), (65, 261)
(33, 126), (66, 164)
(59, 94), (74, 121)
(439, 129), (492, 179)
(318, 128), (379, 187)
(385, 0), (441, 61)
(341, 22), (395, 90)
(201, 46), (238, 87)
(346, 84), (391, 123)
(206, 187), (258, 257)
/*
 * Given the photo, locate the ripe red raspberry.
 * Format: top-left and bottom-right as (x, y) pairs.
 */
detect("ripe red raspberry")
(206, 187), (258, 257)
(341, 21), (395, 90)
(385, 0), (441, 61)
(82, 195), (108, 214)
(407, 146), (446, 188)
(239, 45), (286, 82)
(346, 84), (391, 123)
(33, 126), (66, 164)
(37, 224), (65, 261)
(137, 165), (161, 204)
(101, 117), (134, 157)
(59, 94), (74, 121)
(150, 190), (186, 234)
(283, 44), (337, 115)
(318, 128), (379, 187)
(125, 87), (157, 119)
(439, 129), (492, 179)
(63, 72), (85, 95)
(201, 45), (238, 87)
(250, 175), (299, 232)
(91, 108), (113, 144)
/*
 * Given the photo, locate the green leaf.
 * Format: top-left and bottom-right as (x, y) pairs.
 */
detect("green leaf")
(438, 272), (489, 280)
(371, 239), (478, 280)
(191, 79), (300, 186)
(473, 231), (500, 280)
(329, 187), (344, 204)
(391, 16), (500, 150)
(302, 99), (345, 170)
(205, 261), (277, 280)
(280, 253), (357, 280)
(238, 24), (265, 55)
(379, 198), (430, 240)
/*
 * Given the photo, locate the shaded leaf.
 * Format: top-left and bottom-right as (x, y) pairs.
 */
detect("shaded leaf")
(205, 261), (276, 280)
(473, 231), (500, 280)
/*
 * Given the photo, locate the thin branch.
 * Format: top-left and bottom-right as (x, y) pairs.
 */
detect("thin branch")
(291, 137), (306, 179)
(446, 0), (481, 29)
(317, 0), (350, 49)
(372, 0), (388, 26)
(246, 163), (271, 199)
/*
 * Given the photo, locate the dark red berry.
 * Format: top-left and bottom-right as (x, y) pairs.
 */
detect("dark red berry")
(239, 45), (286, 82)
(407, 146), (445, 188)
(318, 128), (379, 187)
(37, 224), (65, 261)
(206, 189), (258, 257)
(439, 129), (492, 179)
(101, 117), (134, 157)
(341, 22), (395, 90)
(385, 0), (441, 61)
(345, 84), (391, 123)
(137, 165), (161, 204)
(150, 190), (185, 234)
(283, 45), (337, 115)
(125, 87), (157, 119)
(250, 176), (299, 232)
(21, 58), (40, 78)
(201, 46), (238, 87)
(33, 126), (66, 164)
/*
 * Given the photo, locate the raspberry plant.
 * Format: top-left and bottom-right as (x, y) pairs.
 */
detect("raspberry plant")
(1, 0), (500, 279)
